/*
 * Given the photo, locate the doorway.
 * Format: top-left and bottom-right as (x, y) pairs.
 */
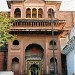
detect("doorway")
(27, 60), (41, 75)
(25, 44), (44, 75)
(30, 64), (38, 75)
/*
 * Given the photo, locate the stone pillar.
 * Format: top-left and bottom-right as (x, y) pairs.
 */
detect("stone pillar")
(44, 6), (48, 18)
(20, 40), (24, 74)
(31, 8), (32, 18)
(7, 41), (12, 71)
(37, 8), (38, 18)
(57, 53), (62, 75)
(11, 4), (14, 18)
(45, 40), (50, 74)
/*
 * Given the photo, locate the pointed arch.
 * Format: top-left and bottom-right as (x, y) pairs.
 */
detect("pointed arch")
(25, 43), (44, 57)
(14, 8), (21, 18)
(12, 57), (19, 63)
(48, 8), (54, 18)
(38, 8), (43, 18)
(32, 8), (37, 18)
(49, 40), (56, 45)
(26, 8), (31, 18)
(13, 40), (19, 45)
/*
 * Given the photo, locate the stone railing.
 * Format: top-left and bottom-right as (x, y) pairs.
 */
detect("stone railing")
(10, 19), (65, 31)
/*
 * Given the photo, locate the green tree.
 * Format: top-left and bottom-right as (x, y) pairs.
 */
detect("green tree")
(0, 12), (14, 46)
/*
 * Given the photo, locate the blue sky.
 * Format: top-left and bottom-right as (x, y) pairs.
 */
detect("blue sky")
(0, 0), (75, 11)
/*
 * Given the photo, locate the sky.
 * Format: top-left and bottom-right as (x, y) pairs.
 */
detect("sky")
(0, 0), (75, 11)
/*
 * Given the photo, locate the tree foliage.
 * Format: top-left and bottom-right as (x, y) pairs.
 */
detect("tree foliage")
(0, 12), (14, 46)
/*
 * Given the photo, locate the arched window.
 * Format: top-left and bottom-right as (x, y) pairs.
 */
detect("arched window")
(12, 57), (19, 72)
(12, 57), (19, 63)
(48, 8), (54, 18)
(38, 8), (43, 18)
(32, 8), (37, 18)
(49, 40), (56, 45)
(50, 57), (58, 74)
(13, 40), (19, 45)
(26, 8), (31, 18)
(14, 8), (21, 18)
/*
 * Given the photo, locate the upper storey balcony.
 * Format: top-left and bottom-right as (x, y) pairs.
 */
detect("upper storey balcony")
(10, 19), (65, 35)
(7, 0), (65, 34)
(7, 0), (61, 19)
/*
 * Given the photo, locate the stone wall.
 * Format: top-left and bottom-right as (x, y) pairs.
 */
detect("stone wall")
(0, 52), (4, 70)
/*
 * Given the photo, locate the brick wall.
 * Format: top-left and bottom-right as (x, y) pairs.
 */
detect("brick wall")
(0, 52), (4, 70)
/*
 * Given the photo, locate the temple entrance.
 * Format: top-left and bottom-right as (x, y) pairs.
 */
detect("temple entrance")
(30, 64), (38, 75)
(25, 43), (44, 75)
(27, 60), (41, 75)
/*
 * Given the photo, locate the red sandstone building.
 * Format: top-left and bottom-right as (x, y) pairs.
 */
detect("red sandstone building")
(0, 0), (74, 75)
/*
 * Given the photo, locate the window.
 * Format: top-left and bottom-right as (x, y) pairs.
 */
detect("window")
(13, 40), (19, 45)
(32, 8), (37, 18)
(48, 8), (54, 18)
(14, 8), (21, 18)
(12, 57), (19, 72)
(26, 8), (31, 18)
(38, 8), (43, 18)
(49, 40), (56, 45)
(12, 57), (19, 63)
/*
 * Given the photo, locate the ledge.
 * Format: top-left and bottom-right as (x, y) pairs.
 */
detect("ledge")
(62, 36), (75, 55)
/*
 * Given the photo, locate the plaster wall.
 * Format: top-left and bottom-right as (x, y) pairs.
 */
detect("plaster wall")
(0, 71), (14, 75)
(67, 50), (75, 75)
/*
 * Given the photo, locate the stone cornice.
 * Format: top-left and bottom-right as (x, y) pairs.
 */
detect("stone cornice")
(62, 36), (75, 55)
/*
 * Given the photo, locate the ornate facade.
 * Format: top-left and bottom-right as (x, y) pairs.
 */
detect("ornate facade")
(0, 0), (74, 75)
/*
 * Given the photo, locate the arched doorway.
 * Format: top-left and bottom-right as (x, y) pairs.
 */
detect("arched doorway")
(25, 43), (44, 75)
(30, 64), (38, 75)
(12, 57), (19, 74)
(14, 8), (21, 18)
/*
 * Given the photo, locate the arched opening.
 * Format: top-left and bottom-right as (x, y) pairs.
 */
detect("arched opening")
(49, 40), (57, 50)
(38, 8), (43, 18)
(32, 8), (37, 18)
(13, 40), (19, 45)
(30, 64), (39, 75)
(49, 40), (56, 45)
(12, 57), (19, 73)
(14, 8), (21, 18)
(25, 43), (44, 75)
(25, 43), (44, 57)
(50, 57), (58, 74)
(48, 8), (54, 18)
(26, 8), (31, 18)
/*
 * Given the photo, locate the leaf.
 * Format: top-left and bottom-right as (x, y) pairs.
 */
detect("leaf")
(0, 12), (15, 46)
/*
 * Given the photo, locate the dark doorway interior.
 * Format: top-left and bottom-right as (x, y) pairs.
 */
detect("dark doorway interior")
(61, 54), (67, 75)
(30, 64), (38, 75)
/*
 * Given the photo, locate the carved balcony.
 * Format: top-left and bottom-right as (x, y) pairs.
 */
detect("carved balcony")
(10, 19), (65, 34)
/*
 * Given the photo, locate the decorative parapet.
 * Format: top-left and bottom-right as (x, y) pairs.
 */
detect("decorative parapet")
(10, 19), (65, 31)
(7, 0), (24, 8)
(62, 36), (75, 55)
